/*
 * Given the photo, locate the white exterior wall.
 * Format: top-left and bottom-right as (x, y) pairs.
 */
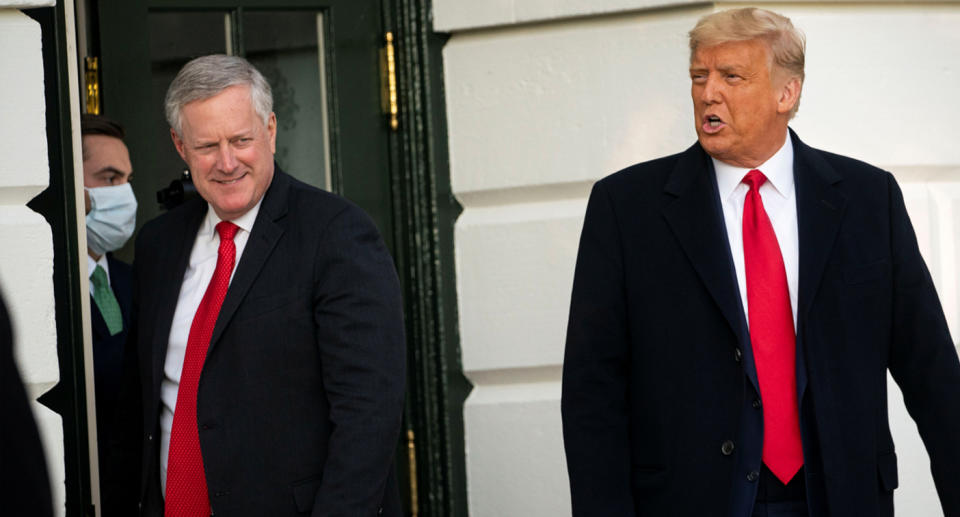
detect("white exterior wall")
(440, 1), (960, 515)
(0, 2), (63, 515)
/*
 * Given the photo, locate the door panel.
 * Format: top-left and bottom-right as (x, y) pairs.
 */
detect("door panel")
(243, 10), (332, 190)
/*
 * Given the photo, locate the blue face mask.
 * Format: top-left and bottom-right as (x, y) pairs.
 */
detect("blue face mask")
(86, 183), (137, 256)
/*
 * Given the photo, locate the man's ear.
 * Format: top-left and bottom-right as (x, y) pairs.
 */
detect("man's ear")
(267, 112), (277, 154)
(171, 127), (187, 161)
(777, 76), (802, 115)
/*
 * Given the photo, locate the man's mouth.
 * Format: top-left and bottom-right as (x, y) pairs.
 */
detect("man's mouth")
(702, 115), (725, 134)
(214, 172), (247, 185)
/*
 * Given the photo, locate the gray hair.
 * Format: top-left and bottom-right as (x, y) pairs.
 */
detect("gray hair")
(164, 54), (273, 135)
(689, 8), (806, 116)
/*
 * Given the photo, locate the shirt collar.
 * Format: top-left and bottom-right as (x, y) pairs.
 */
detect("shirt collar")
(199, 197), (264, 240)
(88, 253), (110, 278)
(713, 132), (795, 201)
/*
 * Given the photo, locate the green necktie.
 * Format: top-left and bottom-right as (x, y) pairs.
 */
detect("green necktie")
(91, 265), (123, 336)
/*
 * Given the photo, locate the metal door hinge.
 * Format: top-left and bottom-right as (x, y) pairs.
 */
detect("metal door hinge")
(85, 57), (100, 115)
(380, 32), (399, 131)
(407, 429), (418, 516)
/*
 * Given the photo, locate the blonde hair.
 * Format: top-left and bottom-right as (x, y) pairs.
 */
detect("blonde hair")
(689, 8), (806, 115)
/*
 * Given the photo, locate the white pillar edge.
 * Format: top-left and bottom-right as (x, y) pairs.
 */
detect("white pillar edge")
(59, 0), (102, 511)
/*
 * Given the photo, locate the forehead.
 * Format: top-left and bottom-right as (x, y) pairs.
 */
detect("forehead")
(179, 85), (260, 136)
(691, 39), (771, 69)
(82, 134), (130, 163)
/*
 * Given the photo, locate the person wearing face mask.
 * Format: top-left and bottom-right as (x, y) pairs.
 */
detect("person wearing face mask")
(81, 113), (136, 515)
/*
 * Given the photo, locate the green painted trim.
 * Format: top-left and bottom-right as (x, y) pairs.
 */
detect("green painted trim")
(386, 0), (469, 514)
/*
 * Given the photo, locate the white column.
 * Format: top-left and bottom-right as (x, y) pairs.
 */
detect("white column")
(0, 2), (63, 515)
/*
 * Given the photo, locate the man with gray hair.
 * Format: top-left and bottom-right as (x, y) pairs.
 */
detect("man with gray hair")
(562, 7), (960, 517)
(115, 54), (406, 516)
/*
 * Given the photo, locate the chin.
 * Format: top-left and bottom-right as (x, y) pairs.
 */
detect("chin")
(698, 140), (722, 157)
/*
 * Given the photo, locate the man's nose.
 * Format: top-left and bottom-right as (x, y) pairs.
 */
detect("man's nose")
(216, 143), (238, 172)
(700, 76), (722, 104)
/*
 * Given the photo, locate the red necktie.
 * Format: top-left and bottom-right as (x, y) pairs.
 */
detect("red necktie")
(741, 170), (803, 484)
(166, 221), (239, 516)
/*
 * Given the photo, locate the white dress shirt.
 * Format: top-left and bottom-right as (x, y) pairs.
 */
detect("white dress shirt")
(159, 200), (261, 494)
(88, 253), (112, 295)
(713, 135), (799, 329)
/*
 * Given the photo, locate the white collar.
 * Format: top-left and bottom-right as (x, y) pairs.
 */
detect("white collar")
(713, 132), (795, 201)
(199, 197), (263, 240)
(88, 253), (110, 278)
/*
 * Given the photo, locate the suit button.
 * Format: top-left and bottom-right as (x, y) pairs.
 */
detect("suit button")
(752, 398), (761, 409)
(747, 470), (759, 482)
(147, 434), (153, 441)
(721, 440), (735, 456)
(734, 348), (742, 362)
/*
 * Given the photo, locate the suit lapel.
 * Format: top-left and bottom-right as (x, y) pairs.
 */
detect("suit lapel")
(150, 200), (206, 395)
(793, 131), (846, 324)
(792, 131), (846, 402)
(206, 168), (289, 356)
(662, 144), (752, 368)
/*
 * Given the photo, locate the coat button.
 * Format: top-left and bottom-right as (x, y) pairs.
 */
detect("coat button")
(747, 470), (759, 482)
(752, 398), (761, 409)
(734, 348), (742, 362)
(147, 434), (153, 441)
(721, 440), (735, 456)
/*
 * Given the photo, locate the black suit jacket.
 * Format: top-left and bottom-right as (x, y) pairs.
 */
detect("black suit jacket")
(118, 168), (406, 516)
(561, 131), (960, 516)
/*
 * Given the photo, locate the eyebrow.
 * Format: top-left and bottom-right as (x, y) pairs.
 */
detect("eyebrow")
(93, 166), (130, 177)
(716, 64), (746, 74)
(689, 64), (746, 74)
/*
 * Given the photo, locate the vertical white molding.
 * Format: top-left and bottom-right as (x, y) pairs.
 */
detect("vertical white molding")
(0, 6), (63, 516)
(61, 0), (102, 511)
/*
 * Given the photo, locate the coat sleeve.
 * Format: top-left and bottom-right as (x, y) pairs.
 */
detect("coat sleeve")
(884, 172), (960, 515)
(561, 180), (636, 516)
(310, 204), (406, 517)
(0, 292), (54, 517)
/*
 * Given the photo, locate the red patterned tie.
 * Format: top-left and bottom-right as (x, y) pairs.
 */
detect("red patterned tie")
(166, 221), (239, 516)
(742, 170), (803, 484)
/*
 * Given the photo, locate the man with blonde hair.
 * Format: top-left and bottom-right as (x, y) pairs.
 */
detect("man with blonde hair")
(562, 7), (960, 517)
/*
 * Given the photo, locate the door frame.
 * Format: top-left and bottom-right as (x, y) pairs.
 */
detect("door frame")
(382, 1), (468, 515)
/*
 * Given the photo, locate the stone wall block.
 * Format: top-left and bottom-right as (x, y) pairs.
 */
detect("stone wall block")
(0, 10), (50, 195)
(456, 197), (586, 372)
(464, 383), (569, 516)
(445, 9), (704, 196)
